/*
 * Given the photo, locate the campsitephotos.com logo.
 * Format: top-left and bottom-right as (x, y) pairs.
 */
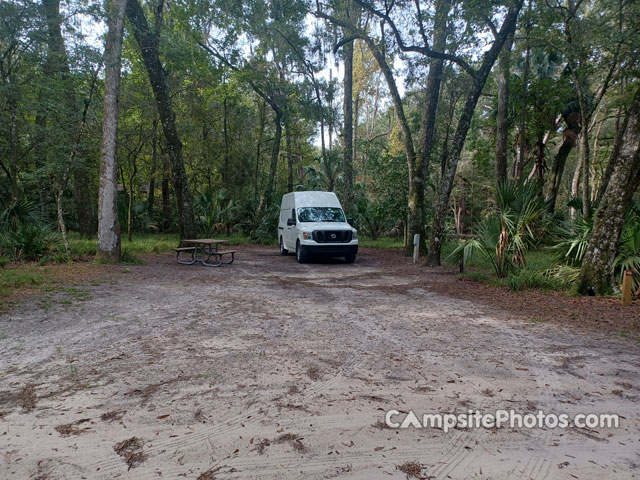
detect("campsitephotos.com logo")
(385, 409), (621, 434)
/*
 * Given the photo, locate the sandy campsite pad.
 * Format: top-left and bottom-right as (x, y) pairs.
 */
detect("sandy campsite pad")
(0, 246), (639, 479)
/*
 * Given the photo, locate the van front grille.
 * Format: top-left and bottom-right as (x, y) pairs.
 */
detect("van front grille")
(312, 230), (352, 243)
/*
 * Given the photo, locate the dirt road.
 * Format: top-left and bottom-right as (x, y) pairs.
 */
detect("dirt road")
(1, 247), (639, 479)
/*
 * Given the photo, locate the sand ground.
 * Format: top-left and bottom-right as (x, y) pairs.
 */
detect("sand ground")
(0, 246), (638, 479)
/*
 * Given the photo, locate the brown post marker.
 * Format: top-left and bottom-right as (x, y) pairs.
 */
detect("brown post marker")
(622, 269), (633, 306)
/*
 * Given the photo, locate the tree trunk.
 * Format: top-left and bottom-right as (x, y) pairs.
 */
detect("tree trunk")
(512, 23), (530, 181)
(342, 35), (354, 212)
(546, 135), (575, 213)
(595, 106), (625, 206)
(576, 86), (592, 218)
(577, 87), (640, 295)
(286, 116), (294, 192)
(222, 96), (231, 188)
(495, 33), (514, 184)
(97, 0), (126, 262)
(426, 0), (523, 266)
(570, 153), (582, 218)
(256, 108), (283, 222)
(56, 190), (70, 255)
(414, 0), (451, 255)
(126, 0), (195, 239)
(161, 152), (171, 232)
(358, 34), (417, 257)
(353, 95), (359, 166)
(147, 117), (158, 217)
(127, 155), (137, 242)
(254, 100), (266, 200)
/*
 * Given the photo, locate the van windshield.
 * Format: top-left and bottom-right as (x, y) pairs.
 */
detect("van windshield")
(297, 207), (345, 223)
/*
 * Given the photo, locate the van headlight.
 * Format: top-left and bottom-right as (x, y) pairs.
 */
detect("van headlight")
(352, 231), (358, 240)
(303, 232), (313, 240)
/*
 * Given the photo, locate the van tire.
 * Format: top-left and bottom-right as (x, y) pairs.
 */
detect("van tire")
(345, 253), (356, 264)
(280, 237), (288, 255)
(296, 241), (307, 263)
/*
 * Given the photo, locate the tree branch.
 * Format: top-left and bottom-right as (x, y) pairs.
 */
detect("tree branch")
(352, 0), (476, 77)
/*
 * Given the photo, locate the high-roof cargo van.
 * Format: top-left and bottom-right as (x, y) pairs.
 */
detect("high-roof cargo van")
(278, 191), (358, 263)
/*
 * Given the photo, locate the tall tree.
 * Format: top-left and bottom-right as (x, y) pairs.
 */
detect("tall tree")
(126, 0), (195, 239)
(97, 0), (128, 262)
(495, 32), (514, 185)
(351, 0), (523, 263)
(577, 87), (640, 294)
(42, 0), (97, 235)
(425, 0), (524, 265)
(342, 33), (354, 212)
(415, 0), (452, 254)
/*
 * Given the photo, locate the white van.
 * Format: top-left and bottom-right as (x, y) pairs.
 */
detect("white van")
(278, 191), (358, 263)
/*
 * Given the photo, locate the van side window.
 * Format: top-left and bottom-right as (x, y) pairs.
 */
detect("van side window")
(291, 209), (296, 224)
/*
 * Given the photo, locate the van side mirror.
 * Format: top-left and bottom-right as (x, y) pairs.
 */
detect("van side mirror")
(347, 218), (354, 225)
(287, 218), (296, 226)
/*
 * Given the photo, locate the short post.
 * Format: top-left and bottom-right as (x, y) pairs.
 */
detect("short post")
(413, 234), (420, 264)
(622, 269), (633, 306)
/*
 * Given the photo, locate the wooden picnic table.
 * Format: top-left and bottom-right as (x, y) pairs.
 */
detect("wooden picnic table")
(175, 239), (235, 266)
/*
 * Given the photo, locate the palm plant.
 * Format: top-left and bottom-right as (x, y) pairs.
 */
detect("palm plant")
(551, 216), (593, 265)
(448, 181), (546, 277)
(612, 204), (640, 294)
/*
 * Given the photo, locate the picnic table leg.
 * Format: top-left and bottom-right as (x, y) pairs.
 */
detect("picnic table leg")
(176, 247), (196, 265)
(202, 244), (222, 267)
(220, 252), (235, 264)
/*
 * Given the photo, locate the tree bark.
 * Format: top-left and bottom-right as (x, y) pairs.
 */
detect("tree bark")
(495, 33), (514, 184)
(147, 117), (158, 217)
(161, 151), (171, 232)
(512, 21), (530, 181)
(595, 106), (625, 206)
(546, 112), (580, 212)
(426, 0), (523, 266)
(286, 115), (294, 193)
(577, 87), (640, 295)
(256, 109), (283, 220)
(126, 0), (195, 239)
(222, 96), (231, 188)
(414, 0), (451, 255)
(342, 35), (354, 212)
(97, 0), (126, 262)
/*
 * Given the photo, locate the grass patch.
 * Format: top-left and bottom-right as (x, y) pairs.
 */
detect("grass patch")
(451, 245), (564, 292)
(0, 269), (47, 296)
(359, 236), (404, 248)
(506, 268), (562, 291)
(69, 232), (256, 257)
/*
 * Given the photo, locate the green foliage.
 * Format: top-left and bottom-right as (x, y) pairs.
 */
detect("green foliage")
(543, 264), (581, 289)
(0, 200), (40, 231)
(551, 217), (593, 265)
(612, 206), (640, 294)
(0, 269), (45, 296)
(120, 249), (144, 265)
(252, 203), (280, 245)
(0, 222), (62, 262)
(195, 189), (243, 236)
(507, 268), (561, 291)
(448, 181), (546, 277)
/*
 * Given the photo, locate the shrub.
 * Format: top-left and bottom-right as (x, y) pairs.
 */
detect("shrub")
(543, 264), (581, 289)
(0, 223), (62, 261)
(448, 181), (546, 277)
(507, 268), (561, 291)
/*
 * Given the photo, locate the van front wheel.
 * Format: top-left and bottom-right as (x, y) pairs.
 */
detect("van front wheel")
(280, 237), (288, 255)
(296, 241), (307, 263)
(345, 253), (356, 264)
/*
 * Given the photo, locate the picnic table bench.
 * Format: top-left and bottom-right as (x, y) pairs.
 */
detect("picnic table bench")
(174, 239), (235, 267)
